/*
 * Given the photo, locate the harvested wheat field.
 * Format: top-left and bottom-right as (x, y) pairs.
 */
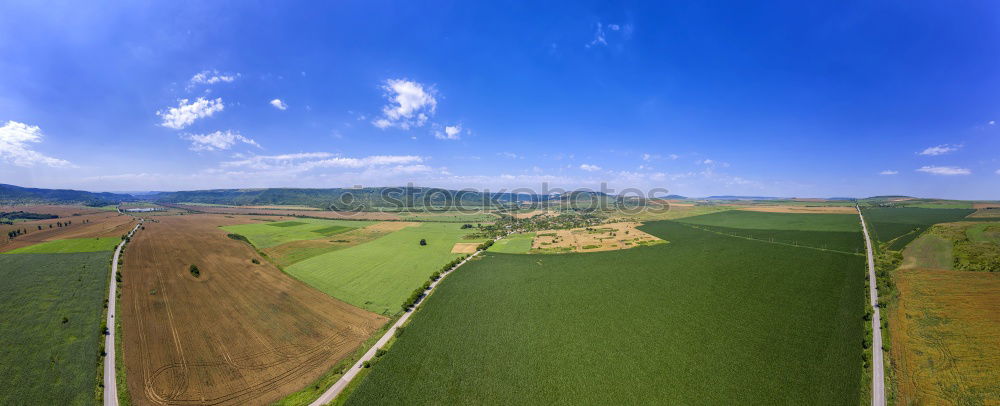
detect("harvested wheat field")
(121, 214), (386, 405)
(450, 242), (479, 253)
(0, 211), (135, 251)
(737, 206), (858, 214)
(532, 222), (664, 253)
(165, 203), (401, 221)
(890, 269), (1000, 404)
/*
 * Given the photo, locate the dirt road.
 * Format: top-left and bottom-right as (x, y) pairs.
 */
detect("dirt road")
(858, 208), (886, 406)
(104, 221), (141, 406)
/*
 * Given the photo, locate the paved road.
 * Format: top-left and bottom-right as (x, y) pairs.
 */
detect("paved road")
(309, 245), (490, 406)
(858, 208), (886, 406)
(104, 221), (142, 406)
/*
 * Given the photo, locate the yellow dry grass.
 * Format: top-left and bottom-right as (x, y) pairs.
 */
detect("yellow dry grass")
(890, 269), (1000, 404)
(450, 243), (479, 253)
(531, 222), (663, 253)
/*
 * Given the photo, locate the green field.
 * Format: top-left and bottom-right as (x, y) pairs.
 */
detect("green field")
(0, 252), (112, 405)
(221, 218), (373, 248)
(345, 221), (864, 404)
(397, 211), (498, 223)
(677, 210), (861, 232)
(861, 207), (975, 250)
(286, 222), (486, 315)
(901, 234), (953, 270)
(487, 232), (534, 254)
(3, 237), (121, 254)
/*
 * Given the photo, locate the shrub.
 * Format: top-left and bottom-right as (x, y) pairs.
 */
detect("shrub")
(189, 264), (201, 278)
(419, 239), (427, 246)
(251, 258), (260, 264)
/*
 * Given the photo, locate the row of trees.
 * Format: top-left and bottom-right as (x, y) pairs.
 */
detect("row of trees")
(401, 253), (473, 311)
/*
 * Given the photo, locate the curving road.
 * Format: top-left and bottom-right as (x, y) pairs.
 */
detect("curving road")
(858, 207), (886, 406)
(104, 221), (142, 406)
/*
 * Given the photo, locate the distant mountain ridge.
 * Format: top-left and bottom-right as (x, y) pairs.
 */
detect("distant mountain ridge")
(0, 184), (133, 206)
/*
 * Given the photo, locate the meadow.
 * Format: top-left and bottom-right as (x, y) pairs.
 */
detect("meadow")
(861, 207), (975, 250)
(3, 237), (121, 254)
(0, 252), (111, 405)
(344, 221), (865, 404)
(286, 222), (487, 315)
(221, 218), (374, 248)
(487, 232), (534, 253)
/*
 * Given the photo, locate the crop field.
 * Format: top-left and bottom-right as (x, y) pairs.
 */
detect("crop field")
(914, 222), (1000, 272)
(168, 203), (402, 220)
(0, 211), (135, 252)
(890, 269), (1000, 404)
(396, 210), (498, 223)
(860, 207), (975, 250)
(673, 210), (863, 253)
(120, 214), (386, 406)
(221, 218), (373, 248)
(286, 222), (487, 315)
(344, 221), (865, 404)
(737, 205), (859, 214)
(0, 251), (112, 405)
(3, 237), (121, 254)
(263, 222), (418, 268)
(487, 232), (534, 253)
(677, 210), (861, 232)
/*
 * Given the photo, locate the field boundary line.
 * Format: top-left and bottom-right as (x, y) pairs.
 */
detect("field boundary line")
(678, 222), (863, 256)
(308, 235), (502, 406)
(104, 220), (142, 406)
(858, 207), (886, 406)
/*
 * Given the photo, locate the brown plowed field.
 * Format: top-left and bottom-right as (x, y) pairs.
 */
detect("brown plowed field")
(120, 214), (386, 405)
(0, 211), (135, 251)
(164, 203), (401, 221)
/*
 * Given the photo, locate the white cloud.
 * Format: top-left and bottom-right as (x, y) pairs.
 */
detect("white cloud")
(222, 153), (423, 172)
(435, 124), (462, 140)
(188, 70), (238, 89)
(270, 99), (288, 110)
(157, 97), (224, 130)
(579, 164), (602, 172)
(372, 79), (437, 130)
(697, 159), (714, 165)
(668, 154), (679, 160)
(184, 130), (261, 151)
(497, 152), (522, 159)
(879, 170), (898, 175)
(0, 121), (73, 167)
(608, 24), (620, 31)
(916, 166), (971, 176)
(990, 120), (996, 126)
(918, 144), (960, 156)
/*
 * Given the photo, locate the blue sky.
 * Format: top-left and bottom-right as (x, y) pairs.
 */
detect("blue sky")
(1, 1), (998, 199)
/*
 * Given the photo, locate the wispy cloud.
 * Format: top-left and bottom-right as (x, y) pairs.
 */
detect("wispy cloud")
(879, 170), (899, 175)
(0, 121), (73, 167)
(157, 97), (224, 130)
(916, 166), (971, 175)
(918, 144), (960, 156)
(497, 152), (522, 159)
(188, 70), (238, 90)
(372, 79), (437, 130)
(270, 99), (288, 110)
(586, 22), (633, 48)
(184, 130), (260, 152)
(222, 153), (423, 172)
(579, 163), (602, 172)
